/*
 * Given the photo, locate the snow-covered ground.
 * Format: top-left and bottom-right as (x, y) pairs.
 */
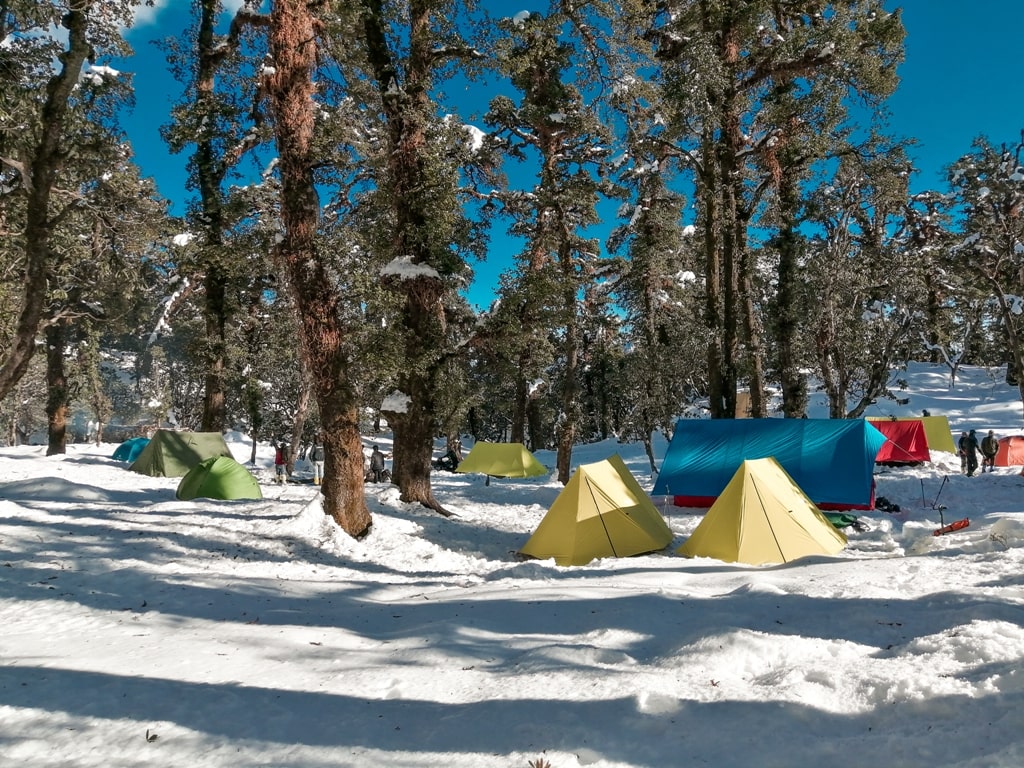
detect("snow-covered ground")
(1, 363), (1022, 767)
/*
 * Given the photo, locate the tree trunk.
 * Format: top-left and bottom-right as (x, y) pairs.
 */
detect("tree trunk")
(200, 267), (228, 432)
(701, 121), (726, 418)
(526, 397), (545, 451)
(362, 0), (450, 514)
(267, 0), (370, 537)
(775, 170), (808, 418)
(642, 433), (657, 475)
(0, 4), (93, 401)
(511, 361), (528, 445)
(555, 275), (579, 484)
(197, 0), (228, 433)
(738, 214), (766, 417)
(986, 276), (1024, 424)
(717, 84), (742, 420)
(288, 368), (314, 474)
(45, 322), (68, 456)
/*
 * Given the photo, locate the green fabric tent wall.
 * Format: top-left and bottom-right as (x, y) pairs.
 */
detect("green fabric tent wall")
(176, 455), (262, 501)
(129, 429), (234, 477)
(678, 457), (846, 566)
(455, 441), (546, 478)
(519, 454), (672, 566)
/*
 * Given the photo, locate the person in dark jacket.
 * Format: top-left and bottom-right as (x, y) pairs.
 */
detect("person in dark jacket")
(369, 444), (386, 483)
(963, 429), (980, 477)
(310, 434), (325, 485)
(980, 430), (999, 473)
(957, 431), (969, 474)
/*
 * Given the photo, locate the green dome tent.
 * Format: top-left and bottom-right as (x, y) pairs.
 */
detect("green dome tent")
(129, 429), (234, 477)
(112, 436), (150, 463)
(176, 455), (262, 501)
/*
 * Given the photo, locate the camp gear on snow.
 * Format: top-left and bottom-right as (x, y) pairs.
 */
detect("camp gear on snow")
(653, 418), (886, 510)
(823, 512), (869, 533)
(933, 517), (970, 536)
(519, 455), (672, 566)
(176, 456), (262, 501)
(129, 430), (234, 477)
(676, 457), (847, 566)
(432, 448), (460, 472)
(874, 496), (901, 513)
(930, 476), (948, 509)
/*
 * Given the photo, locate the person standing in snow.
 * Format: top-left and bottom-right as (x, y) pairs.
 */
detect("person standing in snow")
(958, 431), (969, 474)
(273, 439), (288, 484)
(981, 430), (999, 473)
(369, 444), (386, 483)
(963, 429), (980, 477)
(310, 433), (325, 485)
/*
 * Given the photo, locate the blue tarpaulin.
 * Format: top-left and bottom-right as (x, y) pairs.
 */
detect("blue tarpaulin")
(653, 419), (887, 510)
(112, 436), (150, 463)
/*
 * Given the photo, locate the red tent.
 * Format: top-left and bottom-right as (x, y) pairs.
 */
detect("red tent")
(994, 436), (1024, 467)
(868, 419), (930, 464)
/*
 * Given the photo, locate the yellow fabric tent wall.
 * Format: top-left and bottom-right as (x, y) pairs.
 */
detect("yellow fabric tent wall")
(677, 457), (846, 566)
(455, 441), (546, 478)
(895, 416), (956, 454)
(519, 454), (673, 566)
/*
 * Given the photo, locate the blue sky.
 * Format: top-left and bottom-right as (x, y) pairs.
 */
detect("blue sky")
(113, 2), (1024, 305)
(887, 1), (1024, 188)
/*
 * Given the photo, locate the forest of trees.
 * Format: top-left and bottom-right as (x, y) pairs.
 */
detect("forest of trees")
(2, 1), (1023, 536)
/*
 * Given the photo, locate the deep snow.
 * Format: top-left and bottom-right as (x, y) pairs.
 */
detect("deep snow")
(1, 363), (1023, 767)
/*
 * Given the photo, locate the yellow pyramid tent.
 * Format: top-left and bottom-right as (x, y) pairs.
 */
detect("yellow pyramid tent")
(677, 457), (846, 566)
(519, 454), (673, 566)
(455, 441), (546, 478)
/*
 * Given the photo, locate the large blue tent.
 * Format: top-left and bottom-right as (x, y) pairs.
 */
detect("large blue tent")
(653, 419), (887, 510)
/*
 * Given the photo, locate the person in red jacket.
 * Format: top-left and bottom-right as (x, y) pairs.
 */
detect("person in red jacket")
(273, 439), (288, 484)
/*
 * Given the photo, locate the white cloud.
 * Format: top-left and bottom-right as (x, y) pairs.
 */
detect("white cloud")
(131, 0), (260, 30)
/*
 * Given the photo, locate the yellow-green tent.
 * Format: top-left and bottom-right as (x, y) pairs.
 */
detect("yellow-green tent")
(519, 454), (673, 566)
(677, 457), (846, 566)
(899, 416), (956, 454)
(455, 441), (546, 478)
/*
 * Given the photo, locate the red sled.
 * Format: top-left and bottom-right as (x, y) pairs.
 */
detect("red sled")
(933, 518), (970, 536)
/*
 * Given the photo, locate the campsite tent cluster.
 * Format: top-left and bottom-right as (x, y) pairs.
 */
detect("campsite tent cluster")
(113, 429), (262, 501)
(110, 416), (1020, 567)
(476, 424), (864, 567)
(488, 415), (970, 567)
